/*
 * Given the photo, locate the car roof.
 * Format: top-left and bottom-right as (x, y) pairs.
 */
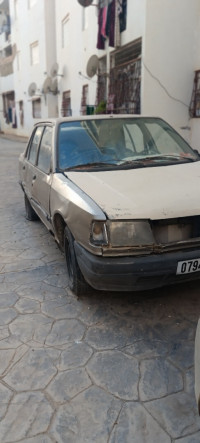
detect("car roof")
(33, 114), (160, 127)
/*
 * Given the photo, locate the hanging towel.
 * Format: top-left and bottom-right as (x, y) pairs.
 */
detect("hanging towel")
(97, 7), (105, 49)
(101, 6), (108, 39)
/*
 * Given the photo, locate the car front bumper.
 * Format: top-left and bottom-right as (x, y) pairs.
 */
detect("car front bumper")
(75, 242), (200, 291)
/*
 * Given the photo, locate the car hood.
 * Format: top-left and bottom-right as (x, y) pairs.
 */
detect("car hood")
(66, 162), (200, 220)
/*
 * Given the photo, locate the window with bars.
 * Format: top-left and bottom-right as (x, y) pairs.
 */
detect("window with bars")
(61, 91), (72, 116)
(189, 70), (200, 118)
(96, 38), (142, 114)
(96, 56), (107, 106)
(32, 98), (41, 118)
(81, 85), (88, 115)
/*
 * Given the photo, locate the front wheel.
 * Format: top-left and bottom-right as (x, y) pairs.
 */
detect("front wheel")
(64, 226), (89, 296)
(24, 194), (39, 221)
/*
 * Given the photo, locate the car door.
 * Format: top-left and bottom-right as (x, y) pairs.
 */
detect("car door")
(22, 126), (44, 200)
(30, 125), (53, 230)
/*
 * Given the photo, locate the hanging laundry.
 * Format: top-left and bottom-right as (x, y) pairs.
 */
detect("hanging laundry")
(8, 107), (12, 123)
(12, 107), (17, 128)
(101, 6), (108, 39)
(114, 0), (121, 48)
(97, 6), (105, 49)
(97, 0), (121, 49)
(105, 0), (115, 47)
(119, 0), (127, 32)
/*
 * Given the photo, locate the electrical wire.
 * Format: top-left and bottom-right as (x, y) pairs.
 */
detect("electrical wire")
(142, 59), (189, 110)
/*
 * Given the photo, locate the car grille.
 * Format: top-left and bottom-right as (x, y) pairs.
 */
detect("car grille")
(151, 216), (200, 246)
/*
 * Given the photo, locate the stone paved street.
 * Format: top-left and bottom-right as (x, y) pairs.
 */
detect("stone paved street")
(0, 135), (200, 442)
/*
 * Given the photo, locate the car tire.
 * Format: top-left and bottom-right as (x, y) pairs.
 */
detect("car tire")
(24, 194), (39, 221)
(64, 226), (89, 296)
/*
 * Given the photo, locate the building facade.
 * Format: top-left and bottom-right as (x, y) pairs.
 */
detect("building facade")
(0, 0), (199, 150)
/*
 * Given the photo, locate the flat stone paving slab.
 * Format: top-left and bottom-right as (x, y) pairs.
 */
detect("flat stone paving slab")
(0, 137), (200, 442)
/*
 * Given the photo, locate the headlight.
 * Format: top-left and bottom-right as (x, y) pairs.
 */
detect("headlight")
(108, 221), (154, 246)
(91, 221), (108, 245)
(91, 220), (154, 247)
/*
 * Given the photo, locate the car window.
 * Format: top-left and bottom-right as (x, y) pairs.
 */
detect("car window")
(57, 118), (199, 170)
(37, 126), (53, 174)
(145, 122), (185, 154)
(28, 126), (44, 165)
(58, 122), (101, 169)
(124, 124), (144, 153)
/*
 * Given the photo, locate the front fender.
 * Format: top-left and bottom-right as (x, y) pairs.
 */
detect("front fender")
(50, 174), (106, 252)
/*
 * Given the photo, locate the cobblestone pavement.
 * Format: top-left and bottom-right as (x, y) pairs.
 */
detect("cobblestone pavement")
(0, 135), (200, 443)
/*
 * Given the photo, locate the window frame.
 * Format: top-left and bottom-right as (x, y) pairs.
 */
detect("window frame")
(32, 98), (41, 119)
(37, 125), (53, 174)
(190, 70), (200, 118)
(61, 90), (72, 116)
(30, 41), (39, 65)
(27, 126), (44, 165)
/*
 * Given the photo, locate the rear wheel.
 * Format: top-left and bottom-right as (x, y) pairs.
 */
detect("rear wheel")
(64, 226), (89, 296)
(24, 194), (39, 221)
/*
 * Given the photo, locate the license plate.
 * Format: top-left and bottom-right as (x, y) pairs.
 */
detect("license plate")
(176, 258), (200, 275)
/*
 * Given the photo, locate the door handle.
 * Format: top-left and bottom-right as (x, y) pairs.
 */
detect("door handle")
(32, 175), (36, 186)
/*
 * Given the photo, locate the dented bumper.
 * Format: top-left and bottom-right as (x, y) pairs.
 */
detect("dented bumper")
(75, 242), (200, 291)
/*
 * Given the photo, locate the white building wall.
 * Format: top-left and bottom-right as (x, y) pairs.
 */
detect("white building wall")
(0, 0), (199, 148)
(54, 0), (146, 117)
(121, 0), (145, 45)
(1, 0), (57, 137)
(0, 69), (14, 131)
(55, 0), (99, 117)
(142, 0), (200, 148)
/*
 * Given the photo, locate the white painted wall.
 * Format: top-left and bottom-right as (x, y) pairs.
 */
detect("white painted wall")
(0, 0), (199, 148)
(1, 0), (57, 136)
(121, 0), (145, 45)
(54, 0), (146, 117)
(55, 0), (99, 117)
(142, 0), (200, 148)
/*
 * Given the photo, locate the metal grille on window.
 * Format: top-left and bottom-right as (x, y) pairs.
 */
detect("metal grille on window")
(96, 39), (142, 115)
(108, 39), (141, 114)
(80, 85), (88, 115)
(61, 91), (72, 116)
(96, 56), (107, 108)
(189, 70), (200, 118)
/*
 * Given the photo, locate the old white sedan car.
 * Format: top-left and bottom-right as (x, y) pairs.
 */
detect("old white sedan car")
(19, 115), (200, 295)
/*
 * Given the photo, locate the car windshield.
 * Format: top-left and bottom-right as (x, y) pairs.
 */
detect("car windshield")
(58, 117), (199, 171)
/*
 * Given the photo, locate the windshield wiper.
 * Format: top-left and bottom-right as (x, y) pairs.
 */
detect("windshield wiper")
(118, 159), (146, 167)
(63, 154), (197, 171)
(118, 154), (197, 169)
(141, 154), (197, 162)
(64, 161), (117, 171)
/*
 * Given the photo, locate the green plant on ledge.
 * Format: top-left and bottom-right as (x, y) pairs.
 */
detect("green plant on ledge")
(94, 100), (107, 114)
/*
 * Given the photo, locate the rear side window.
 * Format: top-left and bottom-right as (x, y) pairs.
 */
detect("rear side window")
(28, 126), (44, 165)
(37, 126), (53, 173)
